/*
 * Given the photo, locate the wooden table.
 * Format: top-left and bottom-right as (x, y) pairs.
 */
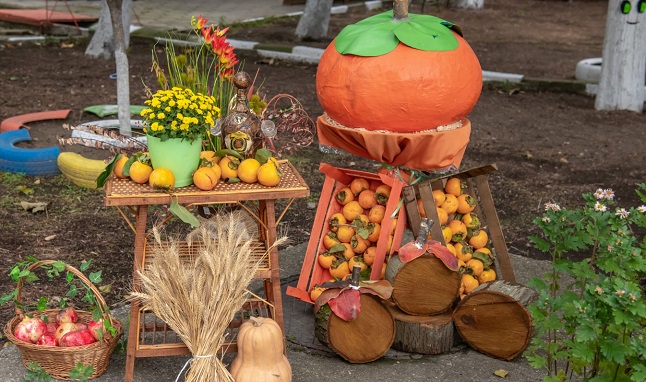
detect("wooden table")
(104, 160), (309, 382)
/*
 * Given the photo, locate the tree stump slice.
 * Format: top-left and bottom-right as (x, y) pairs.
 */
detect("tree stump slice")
(385, 254), (460, 316)
(315, 294), (395, 363)
(452, 280), (538, 360)
(385, 302), (456, 355)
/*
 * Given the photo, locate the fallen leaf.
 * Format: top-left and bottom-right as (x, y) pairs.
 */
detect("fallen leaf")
(18, 201), (49, 213)
(33, 179), (41, 185)
(44, 235), (56, 241)
(494, 369), (509, 378)
(15, 185), (33, 195)
(99, 284), (113, 294)
(397, 240), (427, 263)
(60, 42), (75, 48)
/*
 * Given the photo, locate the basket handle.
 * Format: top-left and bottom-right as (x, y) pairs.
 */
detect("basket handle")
(14, 260), (114, 327)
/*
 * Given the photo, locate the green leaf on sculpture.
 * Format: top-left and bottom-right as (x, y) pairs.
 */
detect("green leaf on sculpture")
(335, 10), (461, 57)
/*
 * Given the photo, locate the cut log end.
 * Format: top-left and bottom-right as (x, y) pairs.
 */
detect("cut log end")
(386, 254), (460, 316)
(315, 294), (395, 363)
(453, 280), (537, 360)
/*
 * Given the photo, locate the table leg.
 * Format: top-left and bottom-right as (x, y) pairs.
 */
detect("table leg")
(260, 200), (284, 333)
(125, 205), (148, 382)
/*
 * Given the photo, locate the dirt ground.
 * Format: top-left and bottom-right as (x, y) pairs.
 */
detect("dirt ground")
(1, 0), (646, 331)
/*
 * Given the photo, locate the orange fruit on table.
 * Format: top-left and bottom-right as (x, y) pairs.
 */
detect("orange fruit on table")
(219, 156), (239, 180)
(129, 161), (153, 184)
(192, 167), (218, 190)
(339, 242), (354, 260)
(350, 177), (370, 196)
(342, 200), (364, 222)
(353, 214), (371, 227)
(457, 193), (477, 214)
(461, 212), (480, 229)
(335, 187), (355, 205)
(113, 155), (129, 179)
(442, 225), (453, 244)
(454, 241), (473, 263)
(358, 189), (378, 209)
(374, 184), (392, 203)
(445, 177), (464, 197)
(257, 160), (281, 187)
(238, 158), (261, 183)
(389, 218), (398, 235)
(149, 167), (175, 190)
(200, 150), (220, 165)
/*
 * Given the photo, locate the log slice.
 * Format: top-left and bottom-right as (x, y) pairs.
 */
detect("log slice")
(452, 280), (538, 360)
(385, 254), (460, 316)
(385, 302), (456, 355)
(315, 294), (395, 363)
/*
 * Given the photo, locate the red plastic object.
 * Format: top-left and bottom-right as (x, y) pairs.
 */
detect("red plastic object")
(1, 110), (71, 132)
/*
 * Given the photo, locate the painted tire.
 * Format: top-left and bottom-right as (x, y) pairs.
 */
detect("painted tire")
(575, 57), (602, 83)
(57, 152), (107, 189)
(0, 129), (61, 176)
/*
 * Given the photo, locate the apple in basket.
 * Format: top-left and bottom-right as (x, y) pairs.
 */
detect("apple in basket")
(13, 316), (47, 343)
(88, 319), (104, 341)
(55, 322), (78, 344)
(37, 333), (57, 346)
(56, 307), (78, 324)
(46, 322), (57, 334)
(59, 329), (96, 347)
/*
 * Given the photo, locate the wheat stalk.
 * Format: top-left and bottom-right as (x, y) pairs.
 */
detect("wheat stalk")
(129, 211), (285, 381)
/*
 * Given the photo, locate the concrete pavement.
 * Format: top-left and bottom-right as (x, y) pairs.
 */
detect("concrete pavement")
(1, 240), (550, 381)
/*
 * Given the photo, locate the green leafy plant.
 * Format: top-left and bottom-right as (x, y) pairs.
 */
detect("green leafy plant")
(22, 362), (94, 382)
(525, 185), (646, 381)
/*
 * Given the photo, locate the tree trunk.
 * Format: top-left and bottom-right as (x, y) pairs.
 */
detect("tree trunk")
(454, 0), (484, 9)
(452, 280), (537, 360)
(595, 0), (646, 112)
(385, 254), (460, 316)
(108, 0), (131, 136)
(386, 302), (456, 355)
(85, 0), (132, 60)
(314, 294), (395, 363)
(295, 0), (333, 40)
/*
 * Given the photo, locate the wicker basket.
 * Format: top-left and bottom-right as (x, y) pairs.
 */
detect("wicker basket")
(3, 260), (123, 380)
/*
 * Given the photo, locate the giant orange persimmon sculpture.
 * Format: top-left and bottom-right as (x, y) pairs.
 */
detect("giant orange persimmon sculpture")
(316, 0), (482, 170)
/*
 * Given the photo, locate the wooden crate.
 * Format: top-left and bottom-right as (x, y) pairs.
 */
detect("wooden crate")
(401, 164), (516, 283)
(286, 163), (408, 303)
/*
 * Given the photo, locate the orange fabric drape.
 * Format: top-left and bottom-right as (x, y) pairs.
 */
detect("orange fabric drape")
(316, 115), (471, 171)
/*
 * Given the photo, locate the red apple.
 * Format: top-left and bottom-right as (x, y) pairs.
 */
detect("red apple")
(37, 333), (57, 346)
(46, 322), (57, 334)
(59, 329), (96, 347)
(13, 316), (47, 343)
(54, 322), (78, 344)
(56, 307), (78, 324)
(87, 319), (104, 341)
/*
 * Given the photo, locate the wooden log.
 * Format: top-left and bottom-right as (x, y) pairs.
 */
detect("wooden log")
(315, 294), (395, 363)
(385, 254), (460, 316)
(452, 280), (538, 360)
(385, 302), (456, 355)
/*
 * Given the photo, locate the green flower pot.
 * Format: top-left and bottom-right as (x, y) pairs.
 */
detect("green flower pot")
(146, 135), (201, 187)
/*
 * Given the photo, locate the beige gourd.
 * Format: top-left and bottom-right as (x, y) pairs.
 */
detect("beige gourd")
(230, 317), (292, 382)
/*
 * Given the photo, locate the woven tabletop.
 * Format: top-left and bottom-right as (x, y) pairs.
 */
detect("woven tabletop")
(105, 160), (309, 206)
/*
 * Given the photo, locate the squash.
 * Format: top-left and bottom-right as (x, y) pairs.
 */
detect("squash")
(316, 0), (482, 133)
(230, 317), (292, 382)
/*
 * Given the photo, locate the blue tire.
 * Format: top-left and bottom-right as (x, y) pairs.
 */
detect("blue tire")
(0, 129), (61, 176)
